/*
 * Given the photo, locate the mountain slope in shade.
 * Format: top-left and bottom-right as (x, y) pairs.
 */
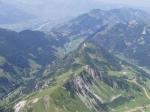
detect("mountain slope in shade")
(0, 28), (68, 101)
(11, 40), (150, 112)
(91, 22), (150, 68)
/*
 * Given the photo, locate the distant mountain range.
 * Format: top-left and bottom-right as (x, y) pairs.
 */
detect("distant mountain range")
(53, 8), (149, 37)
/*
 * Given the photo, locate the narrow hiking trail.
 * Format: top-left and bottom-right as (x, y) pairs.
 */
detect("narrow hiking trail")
(124, 79), (150, 112)
(131, 79), (150, 100)
(124, 105), (150, 112)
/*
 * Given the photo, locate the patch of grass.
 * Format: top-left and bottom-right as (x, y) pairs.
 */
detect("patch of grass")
(91, 80), (119, 101)
(65, 37), (85, 54)
(28, 59), (41, 75)
(24, 70), (72, 99)
(113, 95), (150, 112)
(28, 87), (90, 112)
(0, 56), (6, 65)
(108, 68), (136, 80)
(144, 106), (150, 112)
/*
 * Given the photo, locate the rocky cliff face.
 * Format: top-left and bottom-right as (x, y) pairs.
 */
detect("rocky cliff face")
(65, 65), (130, 112)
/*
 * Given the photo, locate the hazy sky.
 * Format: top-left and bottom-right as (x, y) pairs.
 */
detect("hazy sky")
(1, 0), (150, 21)
(2, 0), (150, 8)
(96, 0), (150, 5)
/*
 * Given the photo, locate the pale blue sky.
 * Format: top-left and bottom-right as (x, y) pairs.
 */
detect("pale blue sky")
(1, 0), (150, 20)
(2, 0), (150, 8)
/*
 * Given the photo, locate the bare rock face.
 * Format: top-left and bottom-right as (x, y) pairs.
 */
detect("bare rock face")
(65, 66), (106, 112)
(64, 65), (129, 112)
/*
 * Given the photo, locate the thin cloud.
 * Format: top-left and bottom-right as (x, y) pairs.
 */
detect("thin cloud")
(94, 0), (150, 7)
